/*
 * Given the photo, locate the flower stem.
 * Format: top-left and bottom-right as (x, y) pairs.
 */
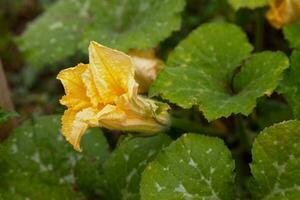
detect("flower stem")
(235, 114), (252, 152)
(170, 116), (216, 135)
(255, 10), (264, 51)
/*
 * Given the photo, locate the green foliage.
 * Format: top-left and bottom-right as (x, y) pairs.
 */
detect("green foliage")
(228, 0), (268, 10)
(256, 99), (293, 129)
(283, 21), (300, 50)
(74, 126), (110, 196)
(17, 0), (185, 68)
(278, 51), (300, 119)
(17, 0), (86, 68)
(0, 109), (18, 124)
(102, 134), (171, 200)
(280, 23), (300, 120)
(140, 134), (235, 200)
(0, 173), (82, 200)
(250, 120), (300, 199)
(150, 23), (289, 121)
(0, 115), (109, 199)
(4, 0), (300, 199)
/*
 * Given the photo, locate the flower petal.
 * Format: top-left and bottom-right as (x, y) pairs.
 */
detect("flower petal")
(58, 42), (171, 152)
(129, 49), (162, 93)
(88, 41), (135, 104)
(288, 0), (300, 22)
(61, 108), (99, 151)
(267, 0), (300, 29)
(57, 64), (91, 110)
(98, 105), (163, 133)
(94, 94), (170, 134)
(81, 66), (104, 108)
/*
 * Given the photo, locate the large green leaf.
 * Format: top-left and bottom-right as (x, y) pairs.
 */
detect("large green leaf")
(17, 0), (185, 68)
(278, 51), (300, 119)
(250, 120), (300, 199)
(0, 172), (82, 200)
(103, 134), (171, 200)
(74, 126), (110, 196)
(17, 0), (88, 68)
(140, 134), (235, 200)
(0, 115), (109, 198)
(283, 21), (300, 50)
(150, 23), (289, 121)
(228, 0), (268, 10)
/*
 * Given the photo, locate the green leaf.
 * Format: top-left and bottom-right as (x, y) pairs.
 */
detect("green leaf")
(17, 0), (185, 68)
(103, 134), (171, 200)
(0, 172), (82, 200)
(150, 23), (289, 121)
(74, 128), (110, 196)
(278, 51), (300, 119)
(0, 115), (109, 198)
(250, 120), (300, 199)
(17, 0), (88, 68)
(38, 0), (57, 9)
(140, 134), (235, 200)
(283, 21), (300, 50)
(228, 0), (268, 10)
(0, 108), (18, 124)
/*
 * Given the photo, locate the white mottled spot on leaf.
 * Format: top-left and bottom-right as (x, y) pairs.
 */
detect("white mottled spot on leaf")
(49, 22), (63, 30)
(124, 154), (129, 162)
(155, 182), (165, 192)
(148, 149), (156, 157)
(188, 158), (197, 168)
(11, 144), (18, 154)
(206, 148), (212, 154)
(126, 168), (137, 183)
(31, 152), (40, 163)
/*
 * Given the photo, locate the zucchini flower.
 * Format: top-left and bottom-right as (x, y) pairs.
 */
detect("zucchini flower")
(266, 0), (300, 29)
(129, 50), (162, 93)
(57, 41), (170, 151)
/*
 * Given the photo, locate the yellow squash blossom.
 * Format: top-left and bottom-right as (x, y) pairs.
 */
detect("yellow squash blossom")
(57, 41), (170, 151)
(266, 0), (300, 29)
(129, 49), (162, 93)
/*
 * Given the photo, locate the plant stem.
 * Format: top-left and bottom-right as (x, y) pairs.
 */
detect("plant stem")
(170, 116), (216, 135)
(235, 114), (252, 152)
(254, 10), (264, 51)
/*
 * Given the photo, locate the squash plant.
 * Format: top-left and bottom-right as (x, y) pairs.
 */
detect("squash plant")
(1, 0), (300, 199)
